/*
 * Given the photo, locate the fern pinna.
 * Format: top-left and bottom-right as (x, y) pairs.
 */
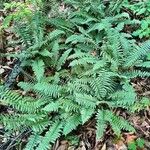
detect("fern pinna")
(1, 0), (150, 149)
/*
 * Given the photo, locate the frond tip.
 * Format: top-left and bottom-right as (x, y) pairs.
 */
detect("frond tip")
(96, 109), (135, 140)
(36, 121), (63, 150)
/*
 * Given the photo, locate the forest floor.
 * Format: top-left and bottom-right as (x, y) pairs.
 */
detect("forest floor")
(0, 1), (150, 150)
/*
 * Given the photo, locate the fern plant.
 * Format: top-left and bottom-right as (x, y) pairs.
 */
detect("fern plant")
(1, 0), (150, 149)
(124, 0), (150, 38)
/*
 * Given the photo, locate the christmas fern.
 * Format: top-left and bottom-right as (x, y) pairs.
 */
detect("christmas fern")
(1, 0), (150, 149)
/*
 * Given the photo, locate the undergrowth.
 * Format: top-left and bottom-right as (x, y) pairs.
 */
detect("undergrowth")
(0, 0), (150, 149)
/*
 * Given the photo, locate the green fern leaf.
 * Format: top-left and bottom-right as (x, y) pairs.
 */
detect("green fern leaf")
(110, 83), (136, 108)
(1, 114), (27, 131)
(47, 29), (65, 40)
(60, 99), (81, 112)
(125, 40), (150, 67)
(68, 51), (87, 59)
(0, 86), (45, 113)
(130, 97), (150, 112)
(90, 73), (114, 98)
(39, 49), (53, 57)
(75, 93), (97, 108)
(105, 110), (135, 135)
(24, 134), (41, 150)
(80, 108), (94, 124)
(87, 23), (104, 33)
(31, 119), (50, 133)
(56, 48), (72, 70)
(36, 121), (63, 150)
(96, 110), (107, 139)
(18, 82), (34, 91)
(42, 102), (59, 112)
(69, 57), (97, 67)
(63, 114), (81, 135)
(32, 59), (45, 82)
(66, 34), (93, 44)
(33, 83), (61, 98)
(135, 61), (150, 68)
(124, 70), (150, 79)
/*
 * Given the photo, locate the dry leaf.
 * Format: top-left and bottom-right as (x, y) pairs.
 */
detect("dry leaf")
(76, 141), (86, 150)
(57, 145), (68, 150)
(114, 139), (127, 150)
(68, 146), (76, 150)
(101, 143), (106, 150)
(6, 47), (14, 52)
(0, 68), (4, 74)
(57, 140), (69, 150)
(91, 51), (97, 56)
(126, 134), (137, 144)
(1, 66), (11, 69)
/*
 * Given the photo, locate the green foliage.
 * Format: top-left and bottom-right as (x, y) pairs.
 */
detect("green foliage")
(125, 1), (150, 38)
(0, 0), (10, 9)
(128, 138), (145, 150)
(129, 97), (150, 113)
(1, 1), (32, 29)
(110, 82), (136, 109)
(133, 20), (150, 39)
(36, 121), (63, 150)
(24, 134), (41, 150)
(96, 109), (135, 139)
(1, 0), (150, 149)
(32, 59), (45, 82)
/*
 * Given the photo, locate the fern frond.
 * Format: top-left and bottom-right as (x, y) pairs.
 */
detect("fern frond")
(93, 60), (106, 71)
(96, 110), (107, 139)
(1, 113), (46, 131)
(105, 110), (135, 135)
(1, 114), (27, 131)
(68, 51), (88, 59)
(130, 97), (150, 113)
(18, 82), (35, 92)
(66, 34), (94, 44)
(67, 77), (92, 94)
(75, 93), (97, 108)
(47, 29), (65, 40)
(135, 61), (150, 68)
(60, 98), (81, 112)
(56, 48), (72, 71)
(36, 121), (63, 150)
(31, 119), (50, 133)
(110, 83), (136, 108)
(32, 59), (45, 82)
(69, 57), (97, 67)
(87, 22), (104, 33)
(63, 114), (81, 135)
(0, 86), (45, 113)
(96, 109), (135, 139)
(124, 70), (150, 79)
(80, 108), (94, 124)
(90, 72), (114, 98)
(42, 102), (59, 112)
(125, 40), (150, 67)
(24, 134), (41, 150)
(33, 83), (61, 98)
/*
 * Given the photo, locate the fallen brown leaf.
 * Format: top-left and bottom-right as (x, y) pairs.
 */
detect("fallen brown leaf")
(101, 143), (106, 150)
(126, 134), (137, 144)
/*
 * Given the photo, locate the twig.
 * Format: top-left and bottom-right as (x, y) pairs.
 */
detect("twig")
(3, 129), (31, 150)
(139, 91), (150, 96)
